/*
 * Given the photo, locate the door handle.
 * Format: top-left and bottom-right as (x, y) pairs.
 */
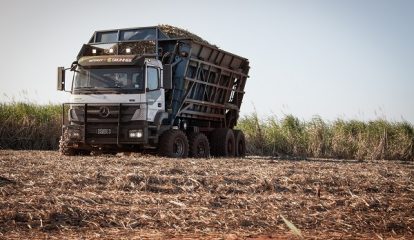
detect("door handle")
(158, 103), (162, 107)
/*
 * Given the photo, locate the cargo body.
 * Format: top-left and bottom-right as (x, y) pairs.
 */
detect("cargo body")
(57, 26), (249, 157)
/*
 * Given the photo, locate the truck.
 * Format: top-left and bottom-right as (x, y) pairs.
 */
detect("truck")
(57, 25), (250, 158)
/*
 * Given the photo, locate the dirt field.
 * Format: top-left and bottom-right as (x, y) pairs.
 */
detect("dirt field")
(0, 150), (413, 239)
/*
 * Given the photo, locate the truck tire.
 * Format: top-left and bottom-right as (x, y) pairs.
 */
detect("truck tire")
(159, 129), (189, 158)
(209, 128), (235, 157)
(188, 133), (210, 158)
(59, 130), (90, 156)
(59, 130), (77, 156)
(234, 130), (246, 158)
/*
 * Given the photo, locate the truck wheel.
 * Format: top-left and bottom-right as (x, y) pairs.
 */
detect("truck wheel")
(209, 128), (235, 157)
(188, 133), (210, 158)
(159, 129), (189, 158)
(59, 130), (90, 156)
(59, 131), (77, 156)
(234, 130), (246, 157)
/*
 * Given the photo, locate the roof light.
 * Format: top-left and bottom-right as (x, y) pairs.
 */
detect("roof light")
(126, 48), (131, 54)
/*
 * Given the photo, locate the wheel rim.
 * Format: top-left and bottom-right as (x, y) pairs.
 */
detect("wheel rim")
(227, 138), (234, 155)
(238, 139), (244, 155)
(173, 138), (184, 156)
(197, 142), (206, 156)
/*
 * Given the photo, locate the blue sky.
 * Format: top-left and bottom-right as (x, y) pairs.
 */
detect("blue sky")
(0, 0), (413, 123)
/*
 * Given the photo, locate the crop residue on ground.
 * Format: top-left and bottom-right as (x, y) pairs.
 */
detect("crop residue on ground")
(0, 150), (413, 239)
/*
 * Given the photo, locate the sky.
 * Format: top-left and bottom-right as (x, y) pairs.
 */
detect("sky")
(0, 0), (413, 123)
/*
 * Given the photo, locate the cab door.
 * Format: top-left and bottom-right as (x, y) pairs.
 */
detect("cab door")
(146, 66), (164, 122)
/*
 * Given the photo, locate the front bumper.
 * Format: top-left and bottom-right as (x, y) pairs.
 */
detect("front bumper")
(64, 122), (148, 145)
(62, 103), (149, 145)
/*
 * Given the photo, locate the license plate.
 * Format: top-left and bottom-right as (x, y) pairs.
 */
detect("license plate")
(97, 128), (112, 134)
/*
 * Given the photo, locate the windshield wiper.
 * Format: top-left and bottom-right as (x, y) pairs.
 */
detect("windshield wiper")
(76, 87), (100, 90)
(74, 87), (102, 93)
(74, 87), (123, 94)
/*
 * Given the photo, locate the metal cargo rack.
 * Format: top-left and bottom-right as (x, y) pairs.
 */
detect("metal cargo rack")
(76, 26), (250, 129)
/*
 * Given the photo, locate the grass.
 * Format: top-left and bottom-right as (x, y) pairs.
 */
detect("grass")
(0, 102), (61, 150)
(0, 102), (413, 161)
(238, 113), (414, 161)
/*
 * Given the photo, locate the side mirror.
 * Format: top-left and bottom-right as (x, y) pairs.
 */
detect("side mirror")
(162, 64), (172, 89)
(57, 67), (65, 91)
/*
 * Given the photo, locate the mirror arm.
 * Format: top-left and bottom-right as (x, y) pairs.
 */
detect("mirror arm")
(70, 61), (79, 71)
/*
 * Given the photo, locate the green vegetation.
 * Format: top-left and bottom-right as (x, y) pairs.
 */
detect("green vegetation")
(0, 103), (61, 149)
(1, 102), (413, 160)
(238, 113), (414, 161)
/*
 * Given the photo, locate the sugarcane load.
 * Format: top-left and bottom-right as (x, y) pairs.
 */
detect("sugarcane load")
(57, 25), (250, 157)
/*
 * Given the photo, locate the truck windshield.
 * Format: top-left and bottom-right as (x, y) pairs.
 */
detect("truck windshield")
(73, 66), (144, 93)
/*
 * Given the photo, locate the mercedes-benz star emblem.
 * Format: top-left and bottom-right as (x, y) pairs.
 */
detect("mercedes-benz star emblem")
(99, 106), (110, 118)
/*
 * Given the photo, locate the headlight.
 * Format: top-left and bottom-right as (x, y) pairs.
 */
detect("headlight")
(129, 129), (143, 138)
(68, 129), (81, 139)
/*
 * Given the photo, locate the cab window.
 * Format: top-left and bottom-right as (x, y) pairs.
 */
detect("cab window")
(147, 67), (159, 90)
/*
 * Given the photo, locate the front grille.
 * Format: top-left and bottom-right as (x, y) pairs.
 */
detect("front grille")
(70, 104), (144, 123)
